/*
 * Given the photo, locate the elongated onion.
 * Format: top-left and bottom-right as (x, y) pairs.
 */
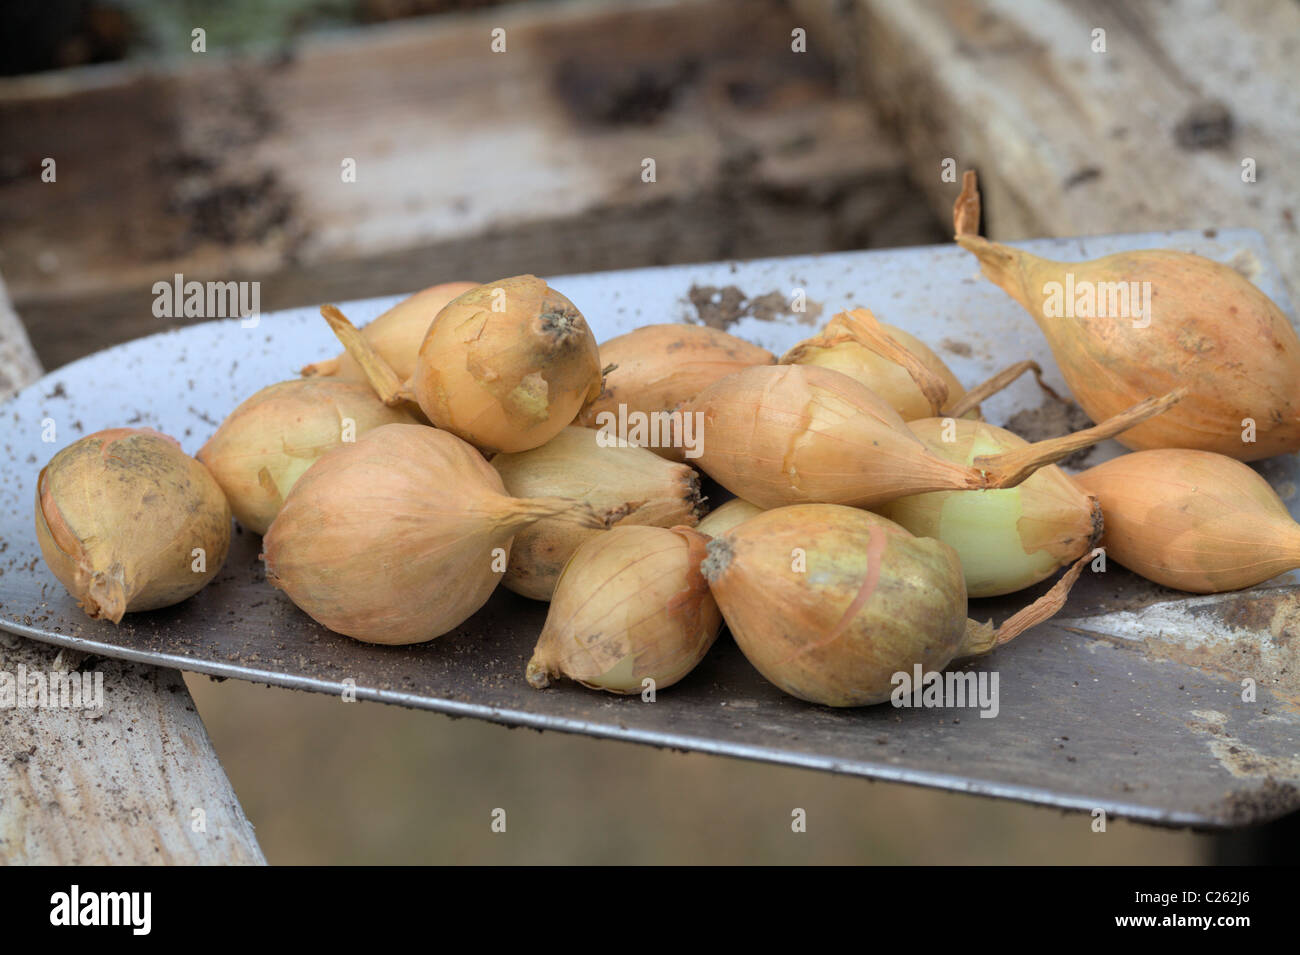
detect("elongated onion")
(526, 525), (721, 693)
(696, 497), (764, 537)
(198, 378), (416, 534)
(35, 428), (231, 622)
(1075, 449), (1300, 593)
(954, 172), (1300, 460)
(491, 426), (702, 600)
(877, 419), (1102, 597)
(263, 423), (603, 644)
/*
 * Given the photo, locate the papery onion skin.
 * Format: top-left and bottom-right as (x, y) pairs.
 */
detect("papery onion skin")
(34, 428), (231, 623)
(302, 281), (478, 383)
(696, 497), (764, 538)
(701, 504), (967, 707)
(1075, 449), (1300, 593)
(413, 275), (602, 454)
(878, 419), (1102, 597)
(526, 525), (721, 693)
(958, 237), (1300, 460)
(578, 324), (774, 460)
(491, 426), (702, 600)
(781, 318), (968, 420)
(688, 364), (987, 509)
(198, 379), (417, 535)
(263, 423), (598, 645)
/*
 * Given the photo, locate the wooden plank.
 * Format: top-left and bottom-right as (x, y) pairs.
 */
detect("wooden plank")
(822, 0), (1300, 302)
(0, 0), (941, 369)
(0, 279), (265, 865)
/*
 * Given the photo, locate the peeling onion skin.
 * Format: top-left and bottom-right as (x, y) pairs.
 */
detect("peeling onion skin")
(197, 378), (417, 535)
(578, 324), (775, 460)
(701, 505), (967, 707)
(414, 275), (603, 454)
(302, 281), (478, 383)
(263, 423), (602, 645)
(491, 426), (702, 601)
(34, 428), (231, 623)
(1075, 449), (1300, 593)
(958, 237), (1300, 461)
(878, 419), (1102, 597)
(526, 525), (722, 693)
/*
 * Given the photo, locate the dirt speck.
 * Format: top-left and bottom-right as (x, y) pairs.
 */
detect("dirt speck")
(687, 285), (820, 330)
(940, 338), (973, 357)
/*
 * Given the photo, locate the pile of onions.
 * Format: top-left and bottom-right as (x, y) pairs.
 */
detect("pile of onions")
(35, 428), (231, 622)
(1075, 449), (1300, 593)
(198, 378), (416, 534)
(263, 424), (602, 644)
(490, 426), (702, 600)
(700, 504), (1084, 706)
(954, 172), (1300, 460)
(323, 275), (603, 454)
(527, 525), (720, 693)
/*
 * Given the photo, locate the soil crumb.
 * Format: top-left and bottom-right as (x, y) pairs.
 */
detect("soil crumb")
(687, 285), (821, 331)
(940, 338), (973, 357)
(1003, 398), (1095, 468)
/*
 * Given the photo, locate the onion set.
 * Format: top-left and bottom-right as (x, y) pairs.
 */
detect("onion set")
(263, 423), (604, 644)
(526, 525), (721, 693)
(35, 428), (231, 623)
(1075, 448), (1300, 593)
(491, 426), (703, 600)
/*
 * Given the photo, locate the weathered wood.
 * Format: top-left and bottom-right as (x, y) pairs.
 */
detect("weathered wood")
(0, 277), (265, 865)
(0, 0), (942, 369)
(822, 0), (1300, 302)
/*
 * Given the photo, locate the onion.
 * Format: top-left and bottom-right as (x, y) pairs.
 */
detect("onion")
(687, 363), (1182, 509)
(490, 426), (702, 600)
(578, 323), (774, 459)
(526, 525), (721, 693)
(197, 379), (416, 534)
(954, 172), (1300, 460)
(1075, 448), (1300, 593)
(302, 281), (477, 383)
(263, 423), (603, 644)
(877, 419), (1102, 596)
(322, 275), (602, 454)
(700, 504), (1084, 706)
(35, 428), (231, 623)
(696, 497), (764, 537)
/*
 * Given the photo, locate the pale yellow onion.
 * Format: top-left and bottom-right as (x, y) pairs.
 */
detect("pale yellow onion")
(263, 423), (602, 645)
(490, 426), (702, 600)
(35, 428), (231, 623)
(198, 378), (417, 534)
(302, 281), (478, 382)
(526, 525), (720, 693)
(877, 419), (1102, 597)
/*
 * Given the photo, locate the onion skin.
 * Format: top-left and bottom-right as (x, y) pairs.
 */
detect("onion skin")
(781, 316), (967, 420)
(878, 419), (1102, 597)
(958, 236), (1300, 460)
(34, 428), (231, 623)
(197, 379), (416, 535)
(526, 525), (721, 693)
(302, 281), (477, 383)
(578, 324), (774, 460)
(413, 275), (602, 454)
(1075, 449), (1300, 593)
(700, 505), (968, 707)
(263, 423), (601, 645)
(696, 498), (764, 538)
(491, 426), (702, 600)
